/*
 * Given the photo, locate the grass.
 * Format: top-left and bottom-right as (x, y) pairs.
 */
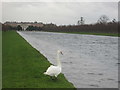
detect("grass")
(48, 31), (120, 37)
(2, 31), (75, 88)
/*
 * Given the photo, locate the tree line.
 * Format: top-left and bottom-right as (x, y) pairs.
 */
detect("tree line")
(2, 15), (119, 34)
(2, 25), (22, 31)
(2, 22), (119, 34)
(43, 22), (118, 34)
(2, 24), (42, 31)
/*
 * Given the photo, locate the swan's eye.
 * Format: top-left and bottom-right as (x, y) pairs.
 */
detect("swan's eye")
(60, 52), (63, 55)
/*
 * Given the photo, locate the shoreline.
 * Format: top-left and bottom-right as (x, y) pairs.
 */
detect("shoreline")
(46, 31), (119, 37)
(16, 31), (118, 88)
(20, 30), (119, 37)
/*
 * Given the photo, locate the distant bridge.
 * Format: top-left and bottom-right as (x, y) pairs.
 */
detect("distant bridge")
(4, 22), (44, 30)
(17, 24), (32, 30)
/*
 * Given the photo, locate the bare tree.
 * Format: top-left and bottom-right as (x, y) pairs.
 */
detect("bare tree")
(112, 19), (116, 23)
(77, 17), (85, 25)
(97, 15), (109, 24)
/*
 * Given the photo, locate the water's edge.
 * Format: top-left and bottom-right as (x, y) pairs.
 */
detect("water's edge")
(17, 31), (76, 88)
(17, 31), (118, 88)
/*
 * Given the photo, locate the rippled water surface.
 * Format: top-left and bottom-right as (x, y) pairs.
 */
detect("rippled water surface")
(18, 31), (118, 88)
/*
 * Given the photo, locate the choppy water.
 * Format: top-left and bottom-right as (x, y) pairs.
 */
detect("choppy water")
(17, 31), (118, 88)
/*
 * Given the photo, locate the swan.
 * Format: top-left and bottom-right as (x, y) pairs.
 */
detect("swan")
(44, 50), (63, 79)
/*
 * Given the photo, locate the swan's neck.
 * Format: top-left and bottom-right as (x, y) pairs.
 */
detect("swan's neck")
(57, 52), (61, 67)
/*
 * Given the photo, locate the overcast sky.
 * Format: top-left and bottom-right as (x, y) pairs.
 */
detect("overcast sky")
(2, 1), (118, 25)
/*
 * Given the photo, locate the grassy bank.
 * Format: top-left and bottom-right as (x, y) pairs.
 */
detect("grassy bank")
(2, 31), (75, 88)
(65, 32), (119, 37)
(48, 31), (119, 37)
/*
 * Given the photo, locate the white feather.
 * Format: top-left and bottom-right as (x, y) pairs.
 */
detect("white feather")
(44, 50), (63, 77)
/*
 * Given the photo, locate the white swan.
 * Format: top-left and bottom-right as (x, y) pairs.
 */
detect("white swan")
(44, 50), (63, 79)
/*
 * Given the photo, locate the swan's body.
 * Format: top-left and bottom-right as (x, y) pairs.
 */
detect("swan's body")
(44, 50), (63, 78)
(44, 65), (61, 77)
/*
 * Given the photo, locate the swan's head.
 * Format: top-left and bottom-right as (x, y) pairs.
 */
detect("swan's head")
(57, 50), (63, 55)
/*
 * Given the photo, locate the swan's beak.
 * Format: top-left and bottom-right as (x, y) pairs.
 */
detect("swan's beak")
(60, 52), (63, 55)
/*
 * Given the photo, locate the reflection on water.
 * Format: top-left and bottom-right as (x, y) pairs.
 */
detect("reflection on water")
(18, 31), (118, 88)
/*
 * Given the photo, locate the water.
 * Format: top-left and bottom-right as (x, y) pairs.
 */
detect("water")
(17, 31), (118, 88)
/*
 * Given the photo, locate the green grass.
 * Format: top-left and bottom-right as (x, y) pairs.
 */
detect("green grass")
(66, 32), (119, 37)
(2, 31), (75, 88)
(69, 32), (120, 37)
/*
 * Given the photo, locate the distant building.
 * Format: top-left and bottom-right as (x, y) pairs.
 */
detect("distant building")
(4, 21), (44, 30)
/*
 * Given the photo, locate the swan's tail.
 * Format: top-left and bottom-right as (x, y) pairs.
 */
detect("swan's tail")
(44, 72), (47, 75)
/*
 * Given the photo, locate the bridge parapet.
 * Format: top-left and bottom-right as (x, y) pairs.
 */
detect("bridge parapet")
(4, 22), (44, 30)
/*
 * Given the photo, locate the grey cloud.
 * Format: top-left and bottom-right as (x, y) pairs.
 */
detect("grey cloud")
(2, 2), (118, 25)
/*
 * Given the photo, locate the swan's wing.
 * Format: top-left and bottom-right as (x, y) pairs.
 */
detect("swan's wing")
(46, 65), (56, 73)
(45, 65), (61, 76)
